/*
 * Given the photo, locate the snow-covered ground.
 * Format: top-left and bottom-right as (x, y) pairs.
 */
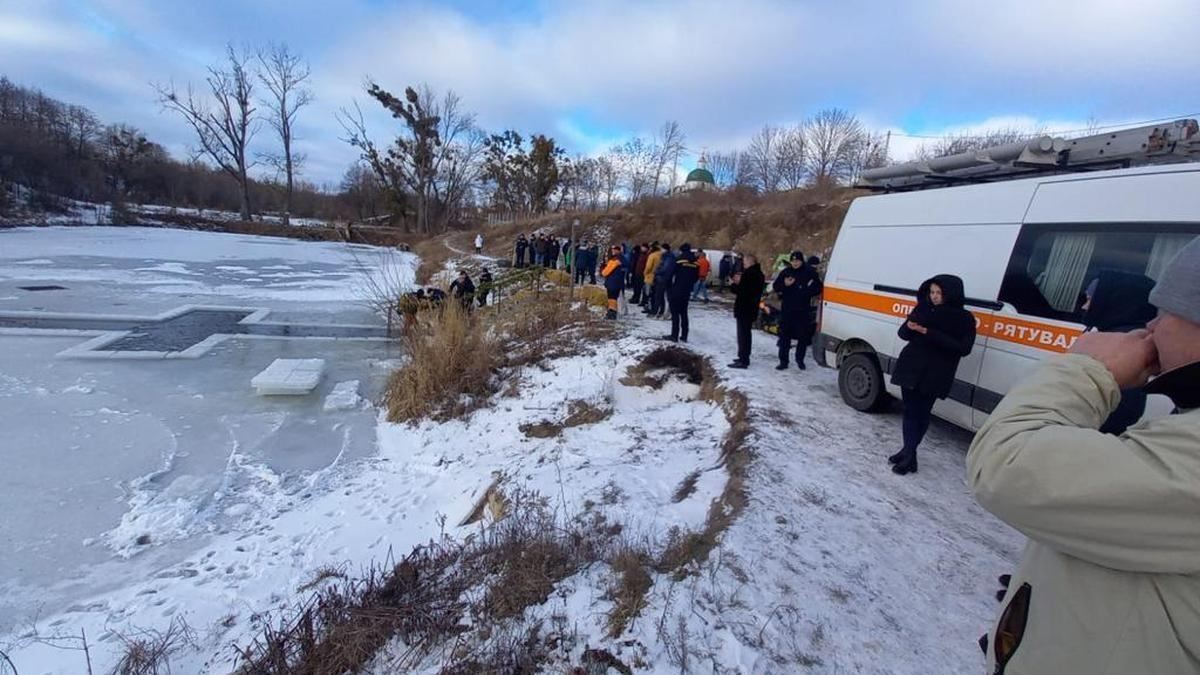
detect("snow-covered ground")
(1, 230), (1022, 674)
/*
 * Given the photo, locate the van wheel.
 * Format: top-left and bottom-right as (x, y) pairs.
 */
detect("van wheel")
(839, 353), (886, 412)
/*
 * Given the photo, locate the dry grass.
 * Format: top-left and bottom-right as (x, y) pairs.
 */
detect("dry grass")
(605, 544), (654, 638)
(385, 300), (498, 423)
(234, 490), (623, 675)
(519, 400), (613, 439)
(111, 618), (196, 675)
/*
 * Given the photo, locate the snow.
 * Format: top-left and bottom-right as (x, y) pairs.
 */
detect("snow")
(1, 232), (1023, 675)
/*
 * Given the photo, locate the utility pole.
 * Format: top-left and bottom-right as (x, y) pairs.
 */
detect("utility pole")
(568, 219), (579, 301)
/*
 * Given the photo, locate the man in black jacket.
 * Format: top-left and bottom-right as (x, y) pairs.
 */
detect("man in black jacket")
(772, 251), (823, 370)
(515, 235), (528, 268)
(664, 244), (700, 343)
(728, 254), (765, 368)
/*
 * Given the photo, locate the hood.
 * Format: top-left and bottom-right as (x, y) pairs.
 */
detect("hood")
(919, 274), (966, 308)
(1083, 270), (1157, 331)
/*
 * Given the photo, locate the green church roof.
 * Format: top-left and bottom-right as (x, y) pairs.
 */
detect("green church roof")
(685, 167), (715, 184)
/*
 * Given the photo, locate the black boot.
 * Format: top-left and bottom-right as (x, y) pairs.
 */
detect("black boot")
(887, 450), (907, 465)
(892, 453), (919, 475)
(661, 335), (678, 342)
(728, 360), (748, 369)
(775, 363), (788, 371)
(796, 360), (807, 370)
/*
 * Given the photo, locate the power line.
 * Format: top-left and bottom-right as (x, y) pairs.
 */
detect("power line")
(888, 112), (1200, 141)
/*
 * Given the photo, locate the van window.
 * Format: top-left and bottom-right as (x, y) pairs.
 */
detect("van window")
(999, 225), (1199, 321)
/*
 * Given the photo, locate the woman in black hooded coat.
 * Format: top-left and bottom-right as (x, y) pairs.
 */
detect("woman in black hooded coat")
(888, 274), (976, 475)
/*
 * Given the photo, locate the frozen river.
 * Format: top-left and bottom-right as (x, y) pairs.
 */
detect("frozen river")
(0, 227), (411, 633)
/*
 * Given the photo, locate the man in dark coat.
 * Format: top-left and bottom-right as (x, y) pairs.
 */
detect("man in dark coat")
(889, 274), (976, 474)
(515, 235), (528, 268)
(630, 245), (649, 305)
(719, 252), (734, 291)
(728, 254), (765, 368)
(651, 243), (676, 319)
(477, 268), (493, 307)
(574, 241), (588, 284)
(1081, 270), (1158, 435)
(772, 251), (824, 370)
(449, 270), (476, 310)
(587, 243), (600, 284)
(664, 244), (700, 342)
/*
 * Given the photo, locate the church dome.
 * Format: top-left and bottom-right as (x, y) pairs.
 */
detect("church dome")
(685, 167), (715, 184)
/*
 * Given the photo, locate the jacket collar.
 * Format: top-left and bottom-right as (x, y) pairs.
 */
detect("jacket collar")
(1145, 361), (1200, 411)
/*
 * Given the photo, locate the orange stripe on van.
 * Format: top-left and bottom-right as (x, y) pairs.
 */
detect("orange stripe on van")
(823, 286), (1083, 353)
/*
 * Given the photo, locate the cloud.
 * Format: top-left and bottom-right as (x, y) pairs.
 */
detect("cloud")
(3, 0), (1198, 184)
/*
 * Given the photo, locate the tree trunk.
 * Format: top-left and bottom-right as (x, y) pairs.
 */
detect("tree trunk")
(238, 165), (252, 222)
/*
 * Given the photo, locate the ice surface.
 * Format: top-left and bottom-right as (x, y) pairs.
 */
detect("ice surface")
(0, 227), (409, 642)
(252, 358), (326, 395)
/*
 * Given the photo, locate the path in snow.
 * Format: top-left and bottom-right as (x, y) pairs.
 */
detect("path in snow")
(615, 302), (1022, 674)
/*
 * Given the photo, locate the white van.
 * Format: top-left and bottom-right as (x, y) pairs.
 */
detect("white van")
(817, 163), (1200, 431)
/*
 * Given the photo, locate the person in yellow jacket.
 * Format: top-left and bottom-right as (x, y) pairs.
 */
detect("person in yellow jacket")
(641, 243), (664, 313)
(967, 236), (1200, 675)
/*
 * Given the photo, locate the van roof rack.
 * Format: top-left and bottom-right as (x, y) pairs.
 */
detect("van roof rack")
(858, 119), (1200, 191)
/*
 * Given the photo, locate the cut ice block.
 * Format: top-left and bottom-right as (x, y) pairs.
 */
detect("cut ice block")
(323, 379), (362, 411)
(252, 358), (325, 395)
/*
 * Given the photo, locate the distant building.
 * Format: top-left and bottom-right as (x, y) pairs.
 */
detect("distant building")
(671, 154), (717, 195)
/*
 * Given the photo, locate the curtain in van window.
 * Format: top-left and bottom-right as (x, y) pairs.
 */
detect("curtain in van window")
(1146, 233), (1196, 280)
(1038, 232), (1096, 311)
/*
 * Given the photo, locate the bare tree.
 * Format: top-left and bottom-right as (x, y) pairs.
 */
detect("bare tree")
(915, 126), (1039, 160)
(154, 44), (259, 221)
(803, 108), (866, 188)
(66, 105), (99, 158)
(651, 120), (686, 195)
(339, 82), (483, 233)
(597, 152), (620, 210)
(256, 43), (313, 226)
(429, 88), (485, 225)
(848, 130), (890, 182)
(706, 151), (738, 189)
(616, 137), (657, 201)
(775, 125), (807, 190)
(745, 125), (782, 192)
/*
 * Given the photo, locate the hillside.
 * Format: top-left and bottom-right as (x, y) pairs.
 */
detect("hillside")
(421, 187), (860, 284)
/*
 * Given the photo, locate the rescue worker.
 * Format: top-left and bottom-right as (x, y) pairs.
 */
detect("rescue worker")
(889, 274), (976, 475)
(968, 236), (1200, 675)
(1081, 270), (1158, 434)
(728, 254), (765, 369)
(601, 247), (626, 320)
(664, 244), (699, 342)
(772, 251), (823, 370)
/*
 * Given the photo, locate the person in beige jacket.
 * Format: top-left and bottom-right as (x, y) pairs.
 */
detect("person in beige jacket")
(968, 236), (1200, 675)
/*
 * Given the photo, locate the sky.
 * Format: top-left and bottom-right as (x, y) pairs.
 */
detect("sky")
(2, 0), (1198, 187)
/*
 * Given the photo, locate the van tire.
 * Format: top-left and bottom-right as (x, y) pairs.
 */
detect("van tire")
(839, 353), (887, 412)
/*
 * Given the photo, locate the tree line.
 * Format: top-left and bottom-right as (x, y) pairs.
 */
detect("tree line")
(3, 41), (1048, 233)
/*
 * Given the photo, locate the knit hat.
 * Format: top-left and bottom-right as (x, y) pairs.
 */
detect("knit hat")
(790, 250), (805, 261)
(1150, 236), (1200, 325)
